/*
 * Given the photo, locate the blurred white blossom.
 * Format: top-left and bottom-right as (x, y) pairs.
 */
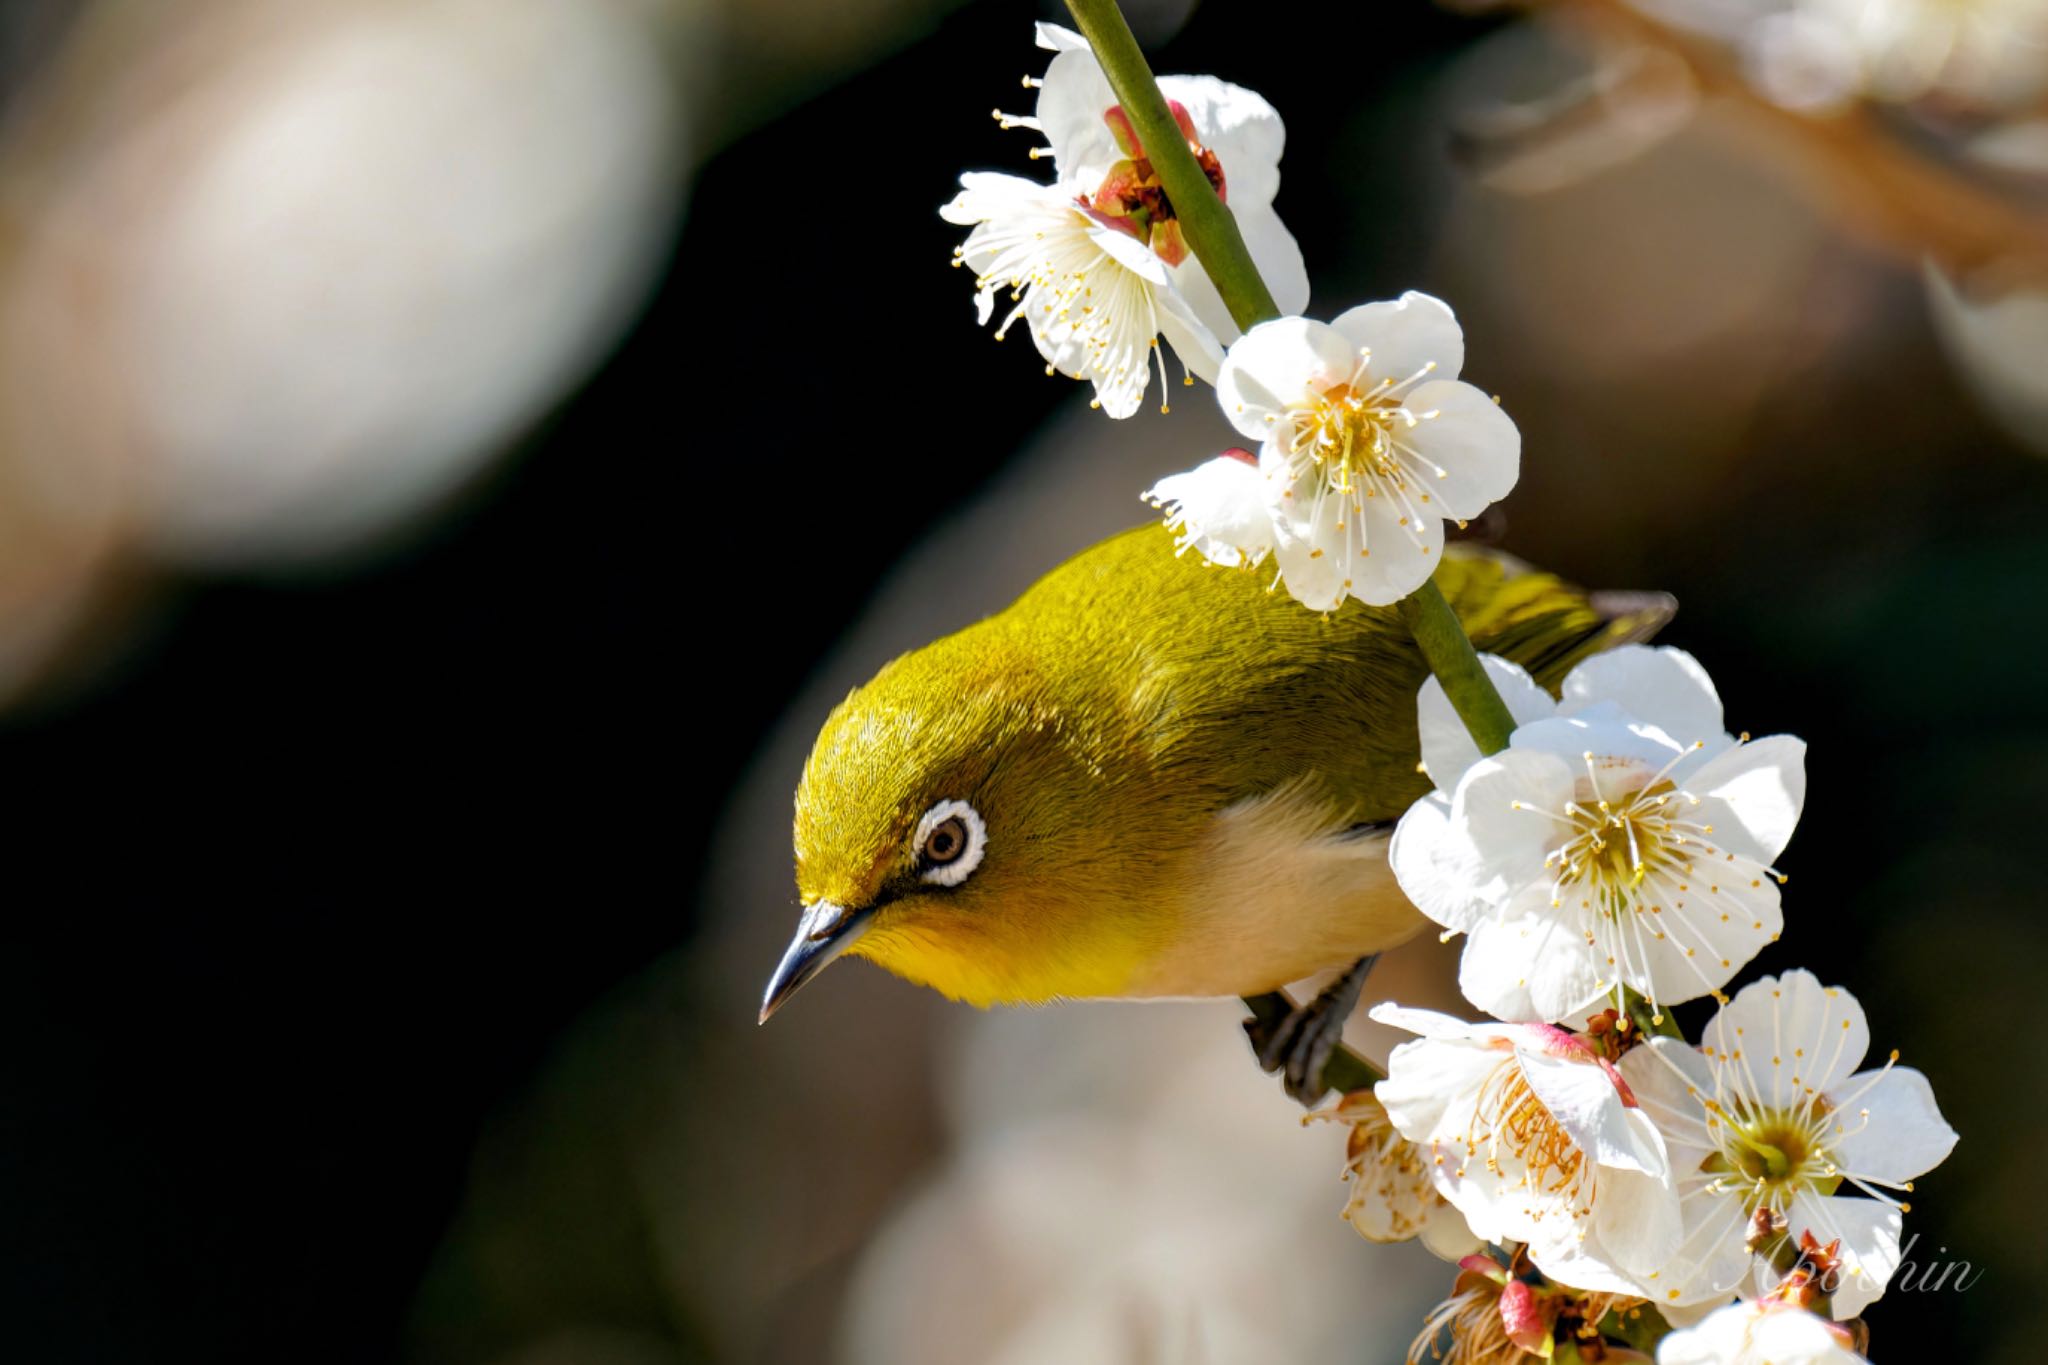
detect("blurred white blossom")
(1925, 263), (2048, 459)
(1739, 10), (1863, 111)
(0, 0), (686, 703)
(122, 0), (679, 564)
(1658, 0), (2048, 109)
(841, 1002), (1447, 1365)
(1797, 0), (2048, 107)
(1657, 1298), (1868, 1363)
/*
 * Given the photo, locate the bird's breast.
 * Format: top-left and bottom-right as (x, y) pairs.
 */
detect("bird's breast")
(1119, 779), (1428, 999)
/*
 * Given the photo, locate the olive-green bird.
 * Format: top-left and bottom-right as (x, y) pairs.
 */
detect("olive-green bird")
(762, 525), (1665, 1028)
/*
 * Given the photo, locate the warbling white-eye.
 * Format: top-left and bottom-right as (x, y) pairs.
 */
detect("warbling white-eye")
(762, 524), (1663, 1055)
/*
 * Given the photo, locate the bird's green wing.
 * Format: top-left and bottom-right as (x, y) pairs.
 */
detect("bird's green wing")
(1434, 546), (1677, 692)
(1007, 527), (1674, 827)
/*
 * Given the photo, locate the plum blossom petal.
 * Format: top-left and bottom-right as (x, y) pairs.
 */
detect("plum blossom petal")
(1142, 451), (1272, 567)
(1696, 969), (1865, 1100)
(1372, 1028), (1509, 1142)
(1509, 705), (1694, 772)
(1684, 735), (1807, 865)
(1398, 380), (1522, 519)
(1595, 1163), (1687, 1284)
(1519, 1047), (1665, 1175)
(1826, 1067), (1958, 1187)
(1458, 894), (1612, 1024)
(1033, 28), (1122, 184)
(1384, 793), (1462, 928)
(1153, 72), (1286, 208)
(1153, 287), (1227, 387)
(1217, 316), (1359, 436)
(1443, 750), (1579, 911)
(1264, 473), (1351, 611)
(1032, 20), (1087, 51)
(1330, 291), (1467, 386)
(1560, 645), (1725, 749)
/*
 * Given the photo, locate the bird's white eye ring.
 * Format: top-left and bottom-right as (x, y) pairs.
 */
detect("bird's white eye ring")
(914, 799), (985, 886)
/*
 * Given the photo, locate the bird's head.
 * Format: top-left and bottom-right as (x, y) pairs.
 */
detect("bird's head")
(760, 629), (1179, 1020)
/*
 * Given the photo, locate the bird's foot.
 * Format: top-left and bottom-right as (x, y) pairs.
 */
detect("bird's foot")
(1241, 954), (1378, 1107)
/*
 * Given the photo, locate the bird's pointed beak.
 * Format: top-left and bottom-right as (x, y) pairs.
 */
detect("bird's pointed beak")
(759, 900), (874, 1023)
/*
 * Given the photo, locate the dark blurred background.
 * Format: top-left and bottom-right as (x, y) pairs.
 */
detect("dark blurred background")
(0, 0), (2043, 1361)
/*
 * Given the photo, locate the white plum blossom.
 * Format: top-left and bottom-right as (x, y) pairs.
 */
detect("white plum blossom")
(1027, 26), (1308, 333)
(941, 24), (1308, 417)
(1142, 446), (1274, 567)
(1790, 0), (2048, 109)
(1195, 294), (1521, 609)
(943, 174), (1217, 419)
(1619, 972), (1958, 1318)
(1657, 1299), (1869, 1364)
(1306, 1088), (1482, 1260)
(1391, 645), (1806, 1023)
(1370, 1004), (1683, 1298)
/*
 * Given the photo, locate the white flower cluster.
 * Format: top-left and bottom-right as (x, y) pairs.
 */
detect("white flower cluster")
(1346, 647), (1956, 1362)
(944, 26), (1519, 611)
(944, 26), (1956, 1361)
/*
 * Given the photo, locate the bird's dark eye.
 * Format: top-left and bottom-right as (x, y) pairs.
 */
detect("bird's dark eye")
(924, 817), (968, 864)
(913, 799), (985, 887)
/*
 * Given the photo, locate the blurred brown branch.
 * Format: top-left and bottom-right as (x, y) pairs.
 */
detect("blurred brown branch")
(1538, 0), (2048, 283)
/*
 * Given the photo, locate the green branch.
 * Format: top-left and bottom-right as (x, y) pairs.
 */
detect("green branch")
(1065, 0), (1521, 1102)
(1061, 0), (1280, 331)
(1399, 580), (1518, 757)
(1622, 983), (1685, 1039)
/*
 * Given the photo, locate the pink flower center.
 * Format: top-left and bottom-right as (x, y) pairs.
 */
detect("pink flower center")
(1080, 101), (1227, 267)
